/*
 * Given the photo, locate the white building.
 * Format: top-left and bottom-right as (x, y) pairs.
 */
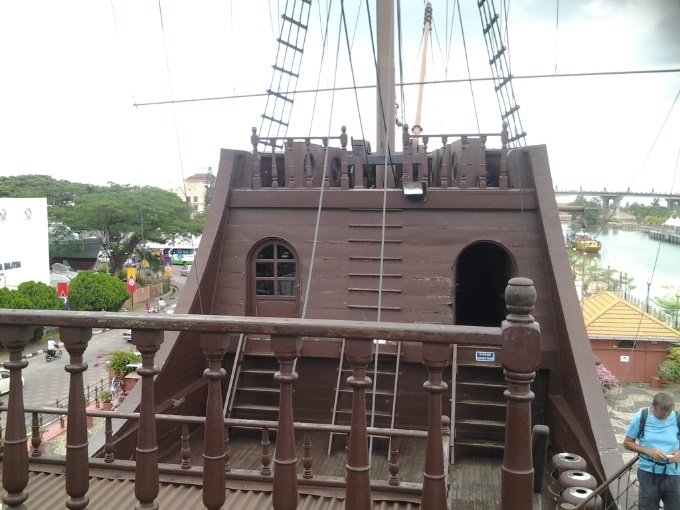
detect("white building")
(0, 198), (50, 289)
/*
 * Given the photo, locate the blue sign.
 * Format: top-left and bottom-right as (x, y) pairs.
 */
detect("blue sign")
(475, 351), (495, 362)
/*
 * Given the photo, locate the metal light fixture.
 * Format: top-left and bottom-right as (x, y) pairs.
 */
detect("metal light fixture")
(402, 181), (427, 200)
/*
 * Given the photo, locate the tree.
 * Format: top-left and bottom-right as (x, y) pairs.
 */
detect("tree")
(61, 185), (199, 275)
(652, 287), (680, 328)
(203, 167), (216, 212)
(69, 272), (130, 311)
(0, 288), (44, 341)
(569, 196), (603, 226)
(17, 281), (64, 310)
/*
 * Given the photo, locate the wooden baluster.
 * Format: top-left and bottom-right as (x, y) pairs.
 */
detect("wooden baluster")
(322, 138), (330, 188)
(286, 138), (295, 188)
(31, 412), (42, 457)
(500, 122), (509, 190)
(344, 338), (374, 510)
(261, 427), (272, 476)
(181, 423), (191, 469)
(340, 127), (349, 189)
(252, 127), (261, 189)
(132, 330), (164, 510)
(0, 325), (32, 509)
(271, 334), (302, 510)
(479, 135), (488, 188)
(270, 139), (279, 189)
(302, 432), (313, 479)
(104, 416), (114, 463)
(421, 342), (450, 510)
(501, 277), (540, 510)
(224, 424), (231, 473)
(421, 136), (429, 186)
(440, 136), (449, 188)
(304, 138), (313, 188)
(388, 437), (400, 486)
(460, 136), (468, 189)
(402, 124), (412, 183)
(354, 142), (365, 189)
(201, 332), (230, 510)
(60, 326), (93, 510)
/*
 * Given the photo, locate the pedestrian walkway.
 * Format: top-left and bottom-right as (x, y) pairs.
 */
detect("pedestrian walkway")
(605, 382), (680, 463)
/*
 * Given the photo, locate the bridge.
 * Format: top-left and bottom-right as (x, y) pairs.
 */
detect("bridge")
(554, 189), (680, 211)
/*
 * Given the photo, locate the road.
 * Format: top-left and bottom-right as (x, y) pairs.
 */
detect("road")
(0, 264), (189, 430)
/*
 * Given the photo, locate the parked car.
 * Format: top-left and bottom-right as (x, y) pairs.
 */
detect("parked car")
(123, 329), (132, 342)
(0, 369), (24, 394)
(180, 264), (191, 276)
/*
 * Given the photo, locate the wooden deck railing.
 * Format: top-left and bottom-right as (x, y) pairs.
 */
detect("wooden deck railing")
(0, 277), (539, 510)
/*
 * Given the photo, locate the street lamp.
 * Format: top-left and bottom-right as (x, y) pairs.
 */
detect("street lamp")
(646, 280), (651, 313)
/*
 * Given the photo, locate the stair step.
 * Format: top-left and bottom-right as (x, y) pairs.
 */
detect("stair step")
(237, 387), (281, 394)
(456, 438), (504, 449)
(456, 419), (505, 428)
(335, 408), (393, 417)
(244, 351), (276, 357)
(241, 369), (278, 375)
(338, 388), (395, 396)
(231, 404), (280, 413)
(457, 381), (506, 389)
(458, 399), (506, 407)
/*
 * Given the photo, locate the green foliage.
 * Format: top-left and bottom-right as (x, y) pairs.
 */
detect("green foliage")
(99, 390), (112, 403)
(0, 288), (34, 309)
(107, 350), (141, 379)
(651, 287), (680, 322)
(1, 175), (202, 276)
(69, 272), (129, 311)
(17, 281), (64, 310)
(569, 196), (602, 226)
(659, 359), (680, 383)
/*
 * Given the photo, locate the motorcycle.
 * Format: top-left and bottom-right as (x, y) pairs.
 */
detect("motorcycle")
(45, 348), (63, 362)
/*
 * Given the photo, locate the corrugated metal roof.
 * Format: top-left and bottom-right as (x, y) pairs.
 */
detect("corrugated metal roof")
(581, 291), (680, 340)
(1, 469), (421, 509)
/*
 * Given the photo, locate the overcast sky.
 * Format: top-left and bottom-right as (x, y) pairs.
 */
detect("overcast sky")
(1, 0), (679, 196)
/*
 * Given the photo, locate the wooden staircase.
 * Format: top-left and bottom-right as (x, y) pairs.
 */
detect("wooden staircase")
(453, 345), (506, 459)
(328, 339), (402, 454)
(225, 335), (281, 424)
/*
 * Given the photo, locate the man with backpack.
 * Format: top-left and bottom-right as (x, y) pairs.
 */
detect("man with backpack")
(624, 392), (680, 509)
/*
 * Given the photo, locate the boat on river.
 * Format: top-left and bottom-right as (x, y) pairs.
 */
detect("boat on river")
(568, 230), (602, 253)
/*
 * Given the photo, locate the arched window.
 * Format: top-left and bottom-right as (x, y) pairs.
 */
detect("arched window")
(248, 240), (300, 317)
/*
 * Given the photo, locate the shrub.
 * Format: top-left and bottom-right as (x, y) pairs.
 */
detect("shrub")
(658, 359), (680, 383)
(596, 364), (619, 392)
(99, 390), (112, 403)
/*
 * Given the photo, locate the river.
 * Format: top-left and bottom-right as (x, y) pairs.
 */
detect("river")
(581, 226), (680, 304)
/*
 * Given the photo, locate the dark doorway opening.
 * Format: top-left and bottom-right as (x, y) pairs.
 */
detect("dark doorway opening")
(455, 242), (514, 327)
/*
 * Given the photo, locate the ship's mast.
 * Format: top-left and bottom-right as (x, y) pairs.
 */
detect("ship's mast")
(376, 0), (396, 187)
(412, 2), (432, 136)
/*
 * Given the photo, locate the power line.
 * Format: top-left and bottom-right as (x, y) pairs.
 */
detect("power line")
(133, 67), (680, 107)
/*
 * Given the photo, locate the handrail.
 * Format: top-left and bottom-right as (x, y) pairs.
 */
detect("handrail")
(572, 454), (639, 510)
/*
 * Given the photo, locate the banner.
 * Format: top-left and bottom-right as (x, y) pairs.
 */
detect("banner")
(163, 255), (173, 278)
(127, 267), (136, 293)
(56, 282), (69, 310)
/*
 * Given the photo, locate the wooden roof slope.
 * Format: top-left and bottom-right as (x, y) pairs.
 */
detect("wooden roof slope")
(581, 291), (680, 340)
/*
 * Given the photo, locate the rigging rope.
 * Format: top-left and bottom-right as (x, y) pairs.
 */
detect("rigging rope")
(456, 0), (481, 133)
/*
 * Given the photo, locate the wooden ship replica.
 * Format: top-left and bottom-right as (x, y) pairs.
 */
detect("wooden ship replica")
(0, 2), (624, 509)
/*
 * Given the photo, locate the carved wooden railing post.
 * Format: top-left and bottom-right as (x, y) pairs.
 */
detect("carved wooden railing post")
(340, 126), (350, 189)
(459, 136), (469, 189)
(261, 427), (272, 476)
(270, 139), (279, 189)
(30, 412), (42, 457)
(344, 338), (374, 510)
(104, 417), (114, 463)
(132, 330), (164, 510)
(201, 332), (230, 509)
(499, 122), (509, 190)
(388, 437), (400, 486)
(440, 136), (449, 189)
(421, 342), (450, 510)
(421, 136), (429, 186)
(61, 326), (93, 510)
(479, 135), (488, 188)
(402, 124), (412, 183)
(224, 424), (231, 473)
(286, 138), (295, 188)
(501, 277), (540, 510)
(302, 432), (313, 479)
(0, 325), (32, 510)
(271, 334), (302, 510)
(252, 127), (262, 189)
(322, 137), (330, 188)
(181, 423), (191, 469)
(304, 138), (313, 188)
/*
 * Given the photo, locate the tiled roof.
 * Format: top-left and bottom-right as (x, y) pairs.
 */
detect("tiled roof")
(185, 173), (210, 181)
(581, 291), (680, 340)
